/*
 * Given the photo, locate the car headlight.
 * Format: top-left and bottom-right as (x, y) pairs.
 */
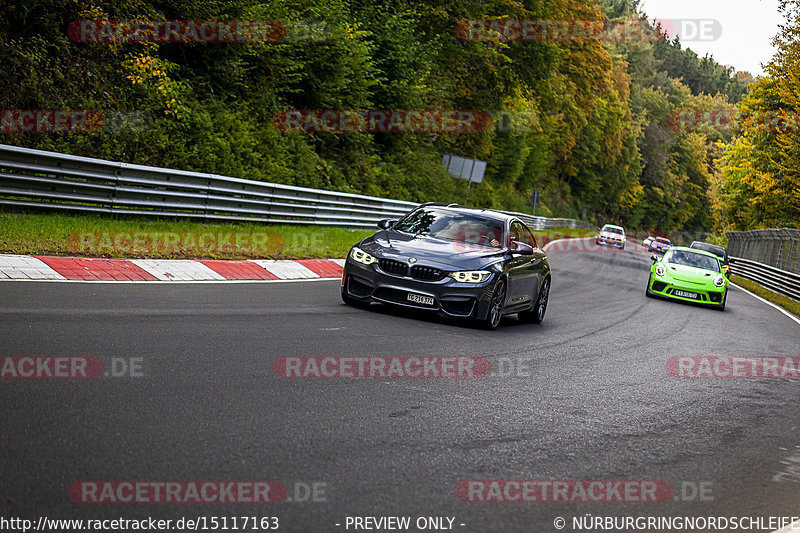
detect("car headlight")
(655, 264), (666, 277)
(713, 275), (725, 287)
(350, 247), (378, 265)
(448, 270), (492, 283)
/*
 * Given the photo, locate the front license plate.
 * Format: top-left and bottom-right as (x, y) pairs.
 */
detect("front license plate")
(407, 293), (434, 306)
(673, 290), (699, 299)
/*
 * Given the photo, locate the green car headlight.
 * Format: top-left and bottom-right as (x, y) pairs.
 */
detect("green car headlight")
(448, 270), (492, 283)
(655, 264), (666, 277)
(713, 275), (725, 287)
(351, 247), (378, 265)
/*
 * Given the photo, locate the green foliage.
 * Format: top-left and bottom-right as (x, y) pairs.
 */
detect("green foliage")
(714, 0), (800, 230)
(653, 37), (750, 103)
(0, 0), (755, 233)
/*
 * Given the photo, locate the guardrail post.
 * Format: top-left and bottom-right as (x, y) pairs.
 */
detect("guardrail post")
(789, 229), (800, 274)
(110, 167), (119, 214)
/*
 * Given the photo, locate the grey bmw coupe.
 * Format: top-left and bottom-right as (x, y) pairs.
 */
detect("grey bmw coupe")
(341, 204), (551, 329)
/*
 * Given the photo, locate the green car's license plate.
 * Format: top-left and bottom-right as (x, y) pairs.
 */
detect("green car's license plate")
(673, 290), (699, 299)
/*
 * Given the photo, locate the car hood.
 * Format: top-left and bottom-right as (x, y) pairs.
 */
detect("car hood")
(358, 230), (507, 270)
(600, 232), (623, 239)
(663, 263), (719, 284)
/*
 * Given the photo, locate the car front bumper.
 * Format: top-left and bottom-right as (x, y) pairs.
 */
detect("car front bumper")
(342, 259), (499, 319)
(597, 236), (625, 248)
(648, 276), (726, 305)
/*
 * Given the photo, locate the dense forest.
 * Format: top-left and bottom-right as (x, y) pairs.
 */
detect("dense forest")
(0, 0), (797, 232)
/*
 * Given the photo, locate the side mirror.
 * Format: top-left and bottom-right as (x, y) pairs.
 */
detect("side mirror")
(650, 255), (658, 263)
(377, 219), (397, 230)
(511, 241), (534, 255)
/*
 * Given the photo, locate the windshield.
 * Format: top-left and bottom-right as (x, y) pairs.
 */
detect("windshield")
(665, 250), (721, 272)
(602, 226), (624, 234)
(393, 208), (505, 248)
(691, 242), (726, 259)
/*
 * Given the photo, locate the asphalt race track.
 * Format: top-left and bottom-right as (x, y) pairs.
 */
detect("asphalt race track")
(1, 240), (800, 532)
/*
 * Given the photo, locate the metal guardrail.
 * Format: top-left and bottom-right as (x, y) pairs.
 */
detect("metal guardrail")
(501, 212), (597, 231)
(729, 256), (800, 301)
(0, 143), (594, 231)
(727, 228), (800, 274)
(0, 144), (419, 229)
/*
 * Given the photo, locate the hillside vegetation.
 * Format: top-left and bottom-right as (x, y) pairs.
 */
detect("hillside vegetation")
(3, 0), (794, 232)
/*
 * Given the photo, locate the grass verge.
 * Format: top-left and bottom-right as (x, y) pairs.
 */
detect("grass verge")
(0, 212), (373, 260)
(0, 212), (597, 260)
(731, 274), (800, 318)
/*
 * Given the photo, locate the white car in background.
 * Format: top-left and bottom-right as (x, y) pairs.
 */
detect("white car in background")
(642, 236), (655, 249)
(596, 224), (626, 249)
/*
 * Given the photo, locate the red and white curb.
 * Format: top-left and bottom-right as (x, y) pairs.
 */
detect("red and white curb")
(0, 254), (346, 282)
(0, 238), (594, 281)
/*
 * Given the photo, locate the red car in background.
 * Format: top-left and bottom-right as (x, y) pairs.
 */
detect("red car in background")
(649, 237), (672, 254)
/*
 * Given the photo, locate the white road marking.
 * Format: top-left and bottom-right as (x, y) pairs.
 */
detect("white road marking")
(253, 260), (319, 279)
(542, 237), (577, 252)
(730, 281), (800, 327)
(130, 259), (226, 281)
(0, 255), (65, 280)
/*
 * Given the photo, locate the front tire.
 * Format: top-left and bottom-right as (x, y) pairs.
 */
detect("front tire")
(718, 290), (727, 311)
(483, 278), (507, 330)
(520, 276), (550, 324)
(342, 290), (356, 305)
(645, 274), (655, 298)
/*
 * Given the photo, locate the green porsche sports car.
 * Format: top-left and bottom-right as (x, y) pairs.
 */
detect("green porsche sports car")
(646, 246), (729, 311)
